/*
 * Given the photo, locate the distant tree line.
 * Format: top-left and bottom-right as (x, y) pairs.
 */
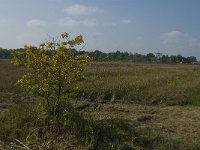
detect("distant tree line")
(79, 50), (197, 64)
(0, 48), (198, 64)
(0, 48), (24, 59)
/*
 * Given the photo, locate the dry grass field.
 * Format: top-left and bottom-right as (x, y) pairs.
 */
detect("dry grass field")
(1, 60), (200, 149)
(78, 62), (200, 106)
(74, 101), (200, 149)
(0, 60), (35, 110)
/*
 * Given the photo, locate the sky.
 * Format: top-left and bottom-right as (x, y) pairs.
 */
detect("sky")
(0, 0), (200, 58)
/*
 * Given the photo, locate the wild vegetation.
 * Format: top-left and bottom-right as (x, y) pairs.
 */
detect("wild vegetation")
(0, 32), (200, 150)
(1, 57), (200, 149)
(76, 62), (200, 106)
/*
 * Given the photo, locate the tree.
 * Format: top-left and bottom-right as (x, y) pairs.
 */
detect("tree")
(0, 48), (11, 59)
(187, 56), (197, 63)
(146, 53), (155, 62)
(176, 54), (183, 63)
(12, 32), (91, 117)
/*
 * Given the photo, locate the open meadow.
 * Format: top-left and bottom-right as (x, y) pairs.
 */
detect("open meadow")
(1, 0), (200, 149)
(1, 60), (200, 149)
(78, 62), (200, 106)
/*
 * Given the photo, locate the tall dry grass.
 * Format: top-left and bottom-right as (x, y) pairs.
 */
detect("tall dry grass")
(77, 62), (200, 105)
(0, 60), (200, 108)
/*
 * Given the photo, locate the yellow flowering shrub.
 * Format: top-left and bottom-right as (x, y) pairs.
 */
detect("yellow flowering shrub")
(12, 33), (91, 116)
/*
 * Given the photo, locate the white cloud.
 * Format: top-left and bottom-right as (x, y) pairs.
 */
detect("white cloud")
(26, 19), (47, 29)
(120, 19), (131, 24)
(161, 30), (200, 57)
(58, 17), (97, 28)
(161, 30), (200, 48)
(161, 30), (188, 44)
(64, 4), (102, 15)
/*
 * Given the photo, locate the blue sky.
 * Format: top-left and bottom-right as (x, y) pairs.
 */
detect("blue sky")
(0, 0), (200, 58)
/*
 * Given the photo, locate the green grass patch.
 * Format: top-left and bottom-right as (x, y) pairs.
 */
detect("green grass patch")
(188, 86), (200, 106)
